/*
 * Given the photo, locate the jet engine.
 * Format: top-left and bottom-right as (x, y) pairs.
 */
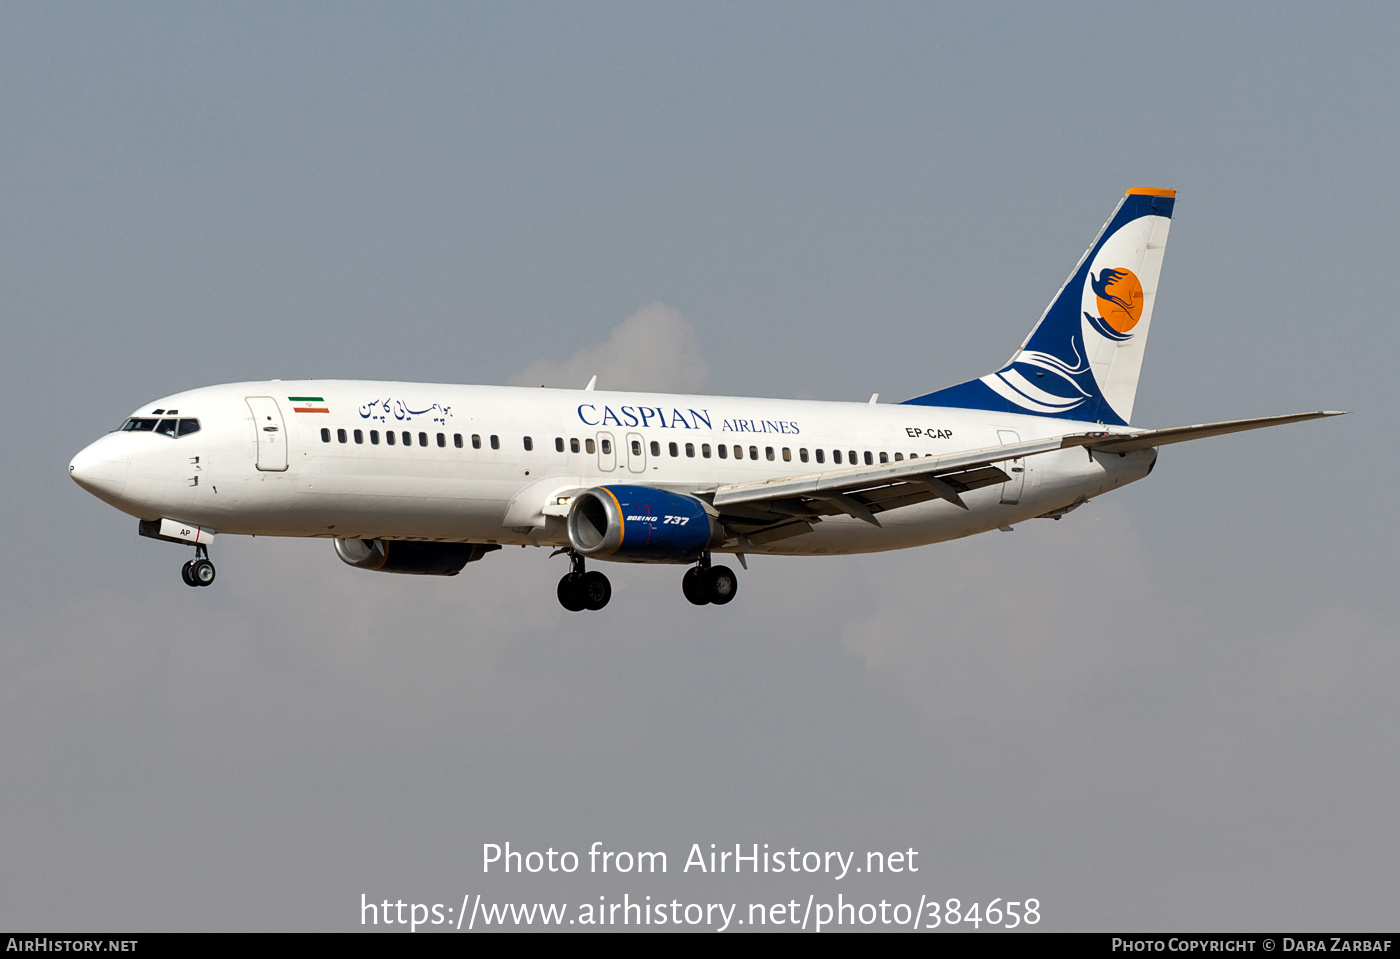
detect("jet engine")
(566, 485), (723, 563)
(333, 538), (500, 575)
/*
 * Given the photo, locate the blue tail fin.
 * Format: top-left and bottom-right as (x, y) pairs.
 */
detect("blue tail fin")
(903, 188), (1176, 426)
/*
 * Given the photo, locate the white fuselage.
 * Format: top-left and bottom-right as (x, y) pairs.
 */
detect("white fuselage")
(70, 380), (1156, 558)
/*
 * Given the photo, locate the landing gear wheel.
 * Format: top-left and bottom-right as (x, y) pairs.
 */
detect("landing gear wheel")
(189, 558), (216, 587)
(682, 567), (710, 605)
(580, 571), (611, 611)
(181, 560), (197, 587)
(704, 565), (737, 605)
(557, 573), (586, 612)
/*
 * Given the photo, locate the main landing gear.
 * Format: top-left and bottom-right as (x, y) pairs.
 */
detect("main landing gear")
(553, 551), (738, 610)
(180, 544), (216, 587)
(682, 555), (738, 607)
(557, 552), (611, 612)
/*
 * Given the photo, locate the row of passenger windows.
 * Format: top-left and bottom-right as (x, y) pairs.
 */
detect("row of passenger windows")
(322, 428), (498, 449)
(122, 417), (201, 437)
(318, 428), (924, 466)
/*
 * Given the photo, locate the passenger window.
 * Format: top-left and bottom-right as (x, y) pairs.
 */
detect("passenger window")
(437, 433), (446, 447)
(321, 428), (331, 443)
(524, 436), (533, 451)
(600, 439), (611, 454)
(632, 440), (642, 456)
(879, 452), (888, 464)
(894, 452), (903, 461)
(669, 442), (679, 457)
(864, 451), (873, 465)
(909, 452), (918, 459)
(156, 419), (178, 437)
(702, 443), (712, 458)
(402, 431), (411, 446)
(815, 449), (824, 464)
(765, 447), (774, 461)
(338, 428), (347, 443)
(571, 438), (580, 453)
(454, 434), (463, 448)
(386, 431), (395, 446)
(782, 448), (791, 462)
(419, 432), (428, 447)
(354, 429), (364, 444)
(833, 450), (842, 464)
(490, 435), (500, 450)
(472, 434), (481, 449)
(177, 419), (201, 436)
(850, 450), (858, 464)
(717, 444), (728, 459)
(555, 437), (564, 452)
(586, 438), (596, 454)
(799, 448), (808, 463)
(750, 446), (759, 460)
(650, 441), (660, 456)
(686, 443), (695, 458)
(371, 430), (380, 445)
(733, 446), (743, 460)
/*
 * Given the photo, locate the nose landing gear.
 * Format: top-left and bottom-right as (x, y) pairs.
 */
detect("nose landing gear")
(555, 551), (611, 612)
(682, 554), (737, 606)
(181, 544), (216, 587)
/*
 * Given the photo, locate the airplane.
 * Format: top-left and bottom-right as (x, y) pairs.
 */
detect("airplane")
(68, 188), (1340, 611)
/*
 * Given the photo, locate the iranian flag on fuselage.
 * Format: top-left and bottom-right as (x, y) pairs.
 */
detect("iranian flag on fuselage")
(288, 396), (329, 413)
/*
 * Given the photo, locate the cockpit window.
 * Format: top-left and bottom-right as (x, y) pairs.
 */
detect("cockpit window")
(121, 417), (201, 436)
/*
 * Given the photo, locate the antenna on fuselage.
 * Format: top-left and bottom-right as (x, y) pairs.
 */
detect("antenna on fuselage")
(584, 375), (597, 391)
(869, 393), (879, 404)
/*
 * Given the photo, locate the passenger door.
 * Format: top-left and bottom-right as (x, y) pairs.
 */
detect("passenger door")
(996, 429), (1024, 504)
(246, 396), (289, 472)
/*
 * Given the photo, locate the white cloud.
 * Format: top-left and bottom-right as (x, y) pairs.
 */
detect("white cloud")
(511, 303), (708, 393)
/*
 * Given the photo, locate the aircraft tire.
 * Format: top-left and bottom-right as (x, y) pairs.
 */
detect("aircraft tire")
(704, 565), (738, 605)
(181, 561), (197, 587)
(580, 570), (611, 611)
(682, 567), (710, 605)
(557, 573), (586, 612)
(190, 559), (216, 587)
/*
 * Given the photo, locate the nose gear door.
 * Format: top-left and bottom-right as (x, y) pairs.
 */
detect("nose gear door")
(246, 396), (289, 471)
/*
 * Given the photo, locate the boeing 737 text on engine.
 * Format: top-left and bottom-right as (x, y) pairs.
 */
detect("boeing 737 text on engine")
(69, 189), (1341, 610)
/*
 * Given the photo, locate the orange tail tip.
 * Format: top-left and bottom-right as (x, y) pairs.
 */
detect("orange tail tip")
(1126, 187), (1176, 197)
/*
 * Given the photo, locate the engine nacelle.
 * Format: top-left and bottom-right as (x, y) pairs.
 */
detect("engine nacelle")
(334, 538), (500, 576)
(567, 485), (723, 563)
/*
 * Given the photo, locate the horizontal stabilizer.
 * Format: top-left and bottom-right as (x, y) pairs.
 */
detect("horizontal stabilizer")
(1079, 411), (1346, 454)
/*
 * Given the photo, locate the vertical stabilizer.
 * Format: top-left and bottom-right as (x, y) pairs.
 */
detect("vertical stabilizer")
(903, 188), (1175, 425)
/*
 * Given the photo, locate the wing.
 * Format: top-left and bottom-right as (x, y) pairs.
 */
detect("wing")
(695, 411), (1344, 544)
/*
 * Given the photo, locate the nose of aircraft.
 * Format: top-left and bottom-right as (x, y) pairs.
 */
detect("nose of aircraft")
(69, 435), (130, 503)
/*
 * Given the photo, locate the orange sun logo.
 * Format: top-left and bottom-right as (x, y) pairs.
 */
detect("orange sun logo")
(1091, 268), (1144, 334)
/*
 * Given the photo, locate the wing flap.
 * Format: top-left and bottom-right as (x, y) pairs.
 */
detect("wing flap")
(709, 435), (1069, 509)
